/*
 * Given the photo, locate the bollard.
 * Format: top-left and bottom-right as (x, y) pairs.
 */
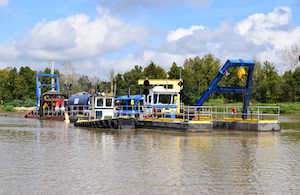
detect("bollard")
(64, 111), (70, 124)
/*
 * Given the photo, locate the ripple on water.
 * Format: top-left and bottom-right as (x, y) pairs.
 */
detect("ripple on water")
(0, 116), (300, 194)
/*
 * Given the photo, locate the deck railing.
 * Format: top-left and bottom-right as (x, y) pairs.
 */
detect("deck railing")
(114, 105), (280, 123)
(29, 105), (90, 117)
(29, 104), (280, 123)
(114, 105), (213, 123)
(211, 106), (280, 122)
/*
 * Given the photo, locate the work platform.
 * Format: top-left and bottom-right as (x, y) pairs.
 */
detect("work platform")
(74, 105), (280, 132)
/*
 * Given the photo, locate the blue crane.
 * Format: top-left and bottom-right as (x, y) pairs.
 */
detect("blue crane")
(36, 73), (60, 110)
(195, 59), (255, 119)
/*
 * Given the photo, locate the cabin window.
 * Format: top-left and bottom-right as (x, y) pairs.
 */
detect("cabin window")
(158, 94), (171, 104)
(154, 94), (158, 104)
(148, 96), (152, 104)
(173, 95), (177, 104)
(97, 98), (104, 107)
(96, 111), (102, 119)
(106, 98), (112, 107)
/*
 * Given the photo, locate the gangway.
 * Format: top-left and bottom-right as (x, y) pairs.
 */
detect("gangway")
(195, 59), (255, 119)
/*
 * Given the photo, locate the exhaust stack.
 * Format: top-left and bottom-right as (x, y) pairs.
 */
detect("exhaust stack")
(51, 60), (55, 91)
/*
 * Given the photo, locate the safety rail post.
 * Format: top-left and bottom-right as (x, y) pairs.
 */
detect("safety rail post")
(278, 106), (280, 122)
(183, 106), (185, 123)
(161, 107), (163, 122)
(171, 106), (174, 122)
(187, 106), (189, 124)
(152, 107), (154, 121)
(257, 106), (260, 123)
(238, 107), (240, 122)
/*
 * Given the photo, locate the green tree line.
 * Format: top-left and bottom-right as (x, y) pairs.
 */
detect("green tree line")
(1, 53), (300, 107)
(114, 53), (300, 105)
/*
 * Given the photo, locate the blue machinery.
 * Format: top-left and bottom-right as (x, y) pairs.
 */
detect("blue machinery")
(115, 95), (144, 116)
(195, 59), (255, 120)
(35, 73), (60, 110)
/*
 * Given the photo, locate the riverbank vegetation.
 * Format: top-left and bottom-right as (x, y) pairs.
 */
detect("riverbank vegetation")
(1, 52), (300, 113)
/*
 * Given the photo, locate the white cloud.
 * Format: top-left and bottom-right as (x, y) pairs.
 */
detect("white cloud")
(1, 5), (300, 79)
(0, 8), (160, 78)
(155, 6), (300, 73)
(0, 43), (18, 60)
(22, 11), (158, 61)
(94, 50), (187, 78)
(167, 25), (206, 42)
(0, 0), (9, 6)
(11, 10), (158, 59)
(159, 19), (266, 57)
(236, 6), (295, 47)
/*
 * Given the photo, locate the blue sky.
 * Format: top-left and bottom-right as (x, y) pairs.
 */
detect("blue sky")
(0, 0), (300, 79)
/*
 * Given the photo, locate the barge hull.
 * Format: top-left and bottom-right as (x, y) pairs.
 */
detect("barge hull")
(213, 120), (280, 131)
(25, 115), (65, 121)
(138, 120), (212, 132)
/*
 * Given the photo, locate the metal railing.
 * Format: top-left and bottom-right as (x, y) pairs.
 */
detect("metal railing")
(114, 105), (213, 124)
(66, 105), (89, 116)
(29, 104), (280, 123)
(114, 104), (144, 118)
(211, 106), (280, 122)
(28, 105), (90, 117)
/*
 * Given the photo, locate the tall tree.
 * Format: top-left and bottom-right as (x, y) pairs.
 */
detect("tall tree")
(19, 66), (36, 99)
(90, 76), (102, 91)
(78, 75), (92, 92)
(281, 43), (300, 70)
(108, 68), (115, 93)
(260, 61), (280, 103)
(292, 68), (300, 101)
(123, 65), (144, 95)
(7, 68), (17, 99)
(168, 62), (182, 79)
(182, 54), (221, 105)
(144, 61), (166, 79)
(115, 73), (126, 95)
(13, 74), (26, 100)
(60, 61), (79, 94)
(0, 67), (13, 102)
(251, 58), (266, 103)
(280, 70), (295, 102)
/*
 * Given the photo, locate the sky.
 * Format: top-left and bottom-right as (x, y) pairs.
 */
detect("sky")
(0, 0), (300, 80)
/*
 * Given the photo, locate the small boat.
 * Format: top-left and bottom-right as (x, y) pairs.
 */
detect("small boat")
(68, 92), (116, 122)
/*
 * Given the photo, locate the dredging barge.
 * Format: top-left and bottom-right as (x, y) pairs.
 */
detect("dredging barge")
(75, 59), (280, 132)
(74, 105), (280, 132)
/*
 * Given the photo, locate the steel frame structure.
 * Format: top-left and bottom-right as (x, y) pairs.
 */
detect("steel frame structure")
(195, 59), (255, 119)
(36, 73), (60, 110)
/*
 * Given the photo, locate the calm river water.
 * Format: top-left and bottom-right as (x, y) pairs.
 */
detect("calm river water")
(0, 114), (300, 194)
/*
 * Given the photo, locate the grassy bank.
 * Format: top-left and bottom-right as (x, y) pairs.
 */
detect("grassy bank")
(0, 99), (36, 112)
(203, 98), (300, 114)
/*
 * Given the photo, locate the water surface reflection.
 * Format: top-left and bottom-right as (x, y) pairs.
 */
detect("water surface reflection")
(0, 116), (299, 194)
